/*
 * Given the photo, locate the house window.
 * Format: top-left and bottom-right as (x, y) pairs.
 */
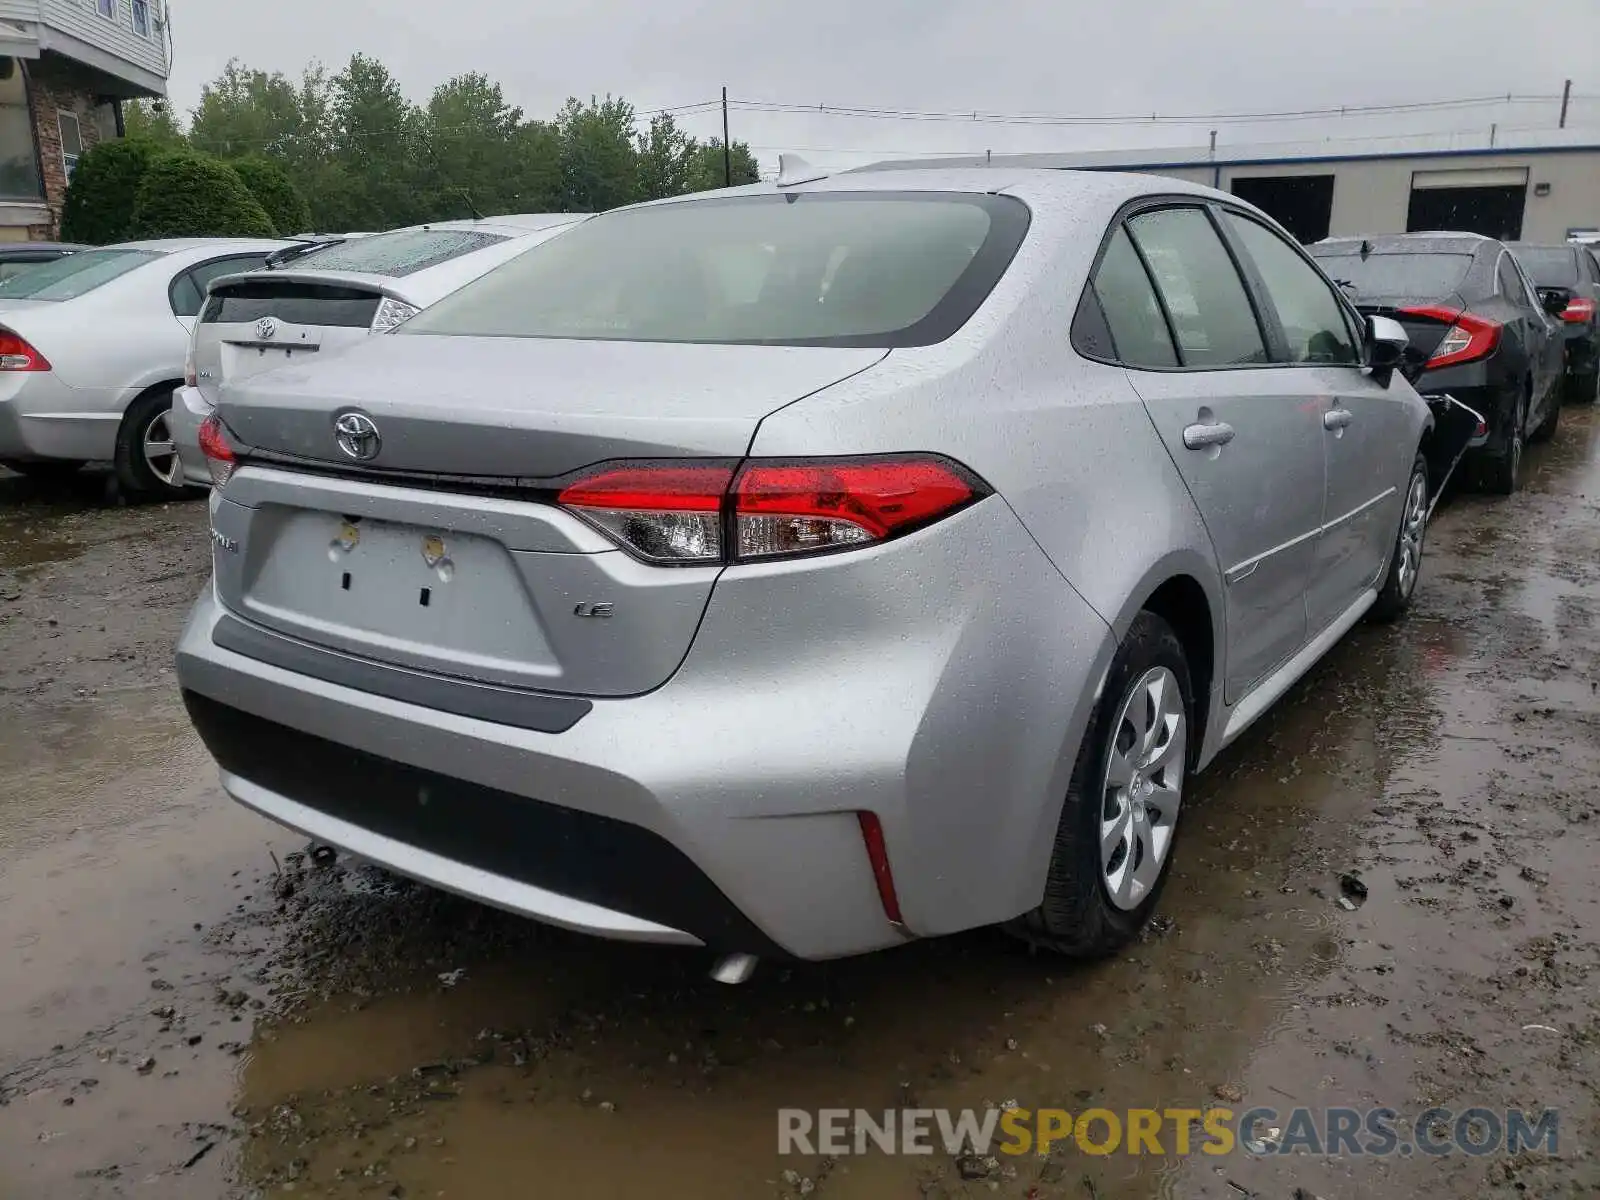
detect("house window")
(96, 0), (116, 18)
(59, 112), (83, 182)
(0, 58), (42, 202)
(132, 0), (150, 36)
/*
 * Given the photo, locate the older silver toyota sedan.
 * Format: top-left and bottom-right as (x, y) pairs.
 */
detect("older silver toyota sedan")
(176, 167), (1434, 973)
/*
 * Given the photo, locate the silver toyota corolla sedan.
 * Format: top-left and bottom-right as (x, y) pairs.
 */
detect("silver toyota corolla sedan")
(176, 168), (1436, 973)
(0, 238), (288, 496)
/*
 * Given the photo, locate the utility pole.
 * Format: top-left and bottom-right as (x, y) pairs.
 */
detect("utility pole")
(722, 87), (732, 187)
(1560, 79), (1572, 129)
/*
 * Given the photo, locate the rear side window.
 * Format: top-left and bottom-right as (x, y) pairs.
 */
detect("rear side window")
(1085, 226), (1177, 367)
(1225, 213), (1358, 365)
(171, 255), (269, 317)
(289, 229), (506, 278)
(1127, 207), (1268, 367)
(400, 192), (1030, 348)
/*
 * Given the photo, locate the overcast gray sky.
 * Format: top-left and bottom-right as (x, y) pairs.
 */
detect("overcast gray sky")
(166, 0), (1599, 171)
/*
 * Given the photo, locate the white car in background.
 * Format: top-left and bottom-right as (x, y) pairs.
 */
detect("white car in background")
(0, 238), (288, 496)
(171, 214), (588, 487)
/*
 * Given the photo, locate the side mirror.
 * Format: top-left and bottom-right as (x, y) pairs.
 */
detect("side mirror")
(1540, 287), (1573, 318)
(1365, 314), (1409, 381)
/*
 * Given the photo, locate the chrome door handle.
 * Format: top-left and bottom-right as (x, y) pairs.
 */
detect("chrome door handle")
(1182, 421), (1236, 450)
(1323, 408), (1354, 430)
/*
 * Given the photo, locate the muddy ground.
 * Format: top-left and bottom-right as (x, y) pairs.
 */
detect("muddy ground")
(2, 408), (1599, 1200)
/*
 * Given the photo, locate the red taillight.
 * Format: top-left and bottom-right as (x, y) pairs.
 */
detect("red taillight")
(0, 329), (49, 372)
(1562, 296), (1597, 324)
(733, 459), (979, 559)
(557, 463), (734, 563)
(1400, 306), (1501, 370)
(557, 455), (986, 565)
(197, 414), (237, 488)
(856, 811), (904, 927)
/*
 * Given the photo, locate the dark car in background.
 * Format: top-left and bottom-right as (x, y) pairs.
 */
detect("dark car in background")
(0, 241), (88, 283)
(1508, 241), (1600, 405)
(1309, 233), (1565, 495)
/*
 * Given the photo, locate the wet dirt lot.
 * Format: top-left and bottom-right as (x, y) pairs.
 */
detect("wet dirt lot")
(2, 410), (1599, 1200)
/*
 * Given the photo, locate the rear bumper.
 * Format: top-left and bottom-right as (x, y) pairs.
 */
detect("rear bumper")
(171, 385), (212, 487)
(1561, 330), (1598, 377)
(0, 373), (121, 462)
(176, 498), (1114, 960)
(1418, 366), (1514, 454)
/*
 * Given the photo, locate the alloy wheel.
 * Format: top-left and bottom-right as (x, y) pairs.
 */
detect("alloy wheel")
(142, 409), (181, 487)
(1100, 665), (1187, 912)
(1396, 470), (1427, 599)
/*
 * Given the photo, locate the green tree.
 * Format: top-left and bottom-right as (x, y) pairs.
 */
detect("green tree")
(635, 113), (693, 201)
(333, 53), (424, 227)
(129, 152), (278, 239)
(684, 139), (762, 193)
(122, 100), (186, 148)
(59, 138), (161, 244)
(556, 96), (638, 212)
(504, 120), (563, 212)
(417, 73), (522, 217)
(189, 59), (304, 160)
(230, 156), (312, 235)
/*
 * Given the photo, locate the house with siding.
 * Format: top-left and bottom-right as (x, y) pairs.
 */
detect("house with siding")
(0, 0), (169, 240)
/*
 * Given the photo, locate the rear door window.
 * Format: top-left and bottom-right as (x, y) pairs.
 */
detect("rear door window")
(1086, 226), (1177, 367)
(1126, 207), (1268, 367)
(1224, 212), (1359, 365)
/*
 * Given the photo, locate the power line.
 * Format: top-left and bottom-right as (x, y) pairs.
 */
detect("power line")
(727, 92), (1577, 128)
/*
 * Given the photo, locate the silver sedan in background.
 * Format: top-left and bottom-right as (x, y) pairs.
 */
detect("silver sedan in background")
(0, 238), (287, 496)
(178, 169), (1437, 973)
(170, 214), (588, 488)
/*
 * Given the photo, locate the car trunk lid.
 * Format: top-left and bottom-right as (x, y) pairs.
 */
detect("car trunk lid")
(208, 335), (887, 699)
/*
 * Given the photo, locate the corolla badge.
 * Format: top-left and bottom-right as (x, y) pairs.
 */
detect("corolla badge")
(255, 317), (279, 340)
(333, 411), (382, 461)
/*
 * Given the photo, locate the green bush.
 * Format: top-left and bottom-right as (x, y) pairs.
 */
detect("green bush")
(129, 152), (278, 239)
(60, 138), (161, 244)
(229, 157), (312, 236)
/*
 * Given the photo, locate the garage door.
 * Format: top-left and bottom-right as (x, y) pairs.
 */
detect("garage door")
(1407, 167), (1529, 240)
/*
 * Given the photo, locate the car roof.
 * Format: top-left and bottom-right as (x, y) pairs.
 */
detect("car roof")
(0, 242), (90, 254)
(395, 213), (588, 237)
(1313, 233), (1492, 255)
(613, 165), (1242, 215)
(1507, 241), (1578, 253)
(108, 237), (295, 254)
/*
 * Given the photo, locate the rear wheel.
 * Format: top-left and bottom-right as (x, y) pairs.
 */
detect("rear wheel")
(1007, 611), (1191, 957)
(1370, 454), (1428, 624)
(2, 459), (85, 482)
(114, 388), (187, 500)
(1476, 389), (1526, 496)
(1566, 369), (1598, 405)
(1531, 386), (1561, 443)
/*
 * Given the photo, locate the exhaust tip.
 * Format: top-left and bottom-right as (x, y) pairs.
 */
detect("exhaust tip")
(709, 953), (758, 985)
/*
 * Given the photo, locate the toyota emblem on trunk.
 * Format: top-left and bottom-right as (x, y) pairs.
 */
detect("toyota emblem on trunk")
(255, 317), (279, 340)
(334, 411), (382, 461)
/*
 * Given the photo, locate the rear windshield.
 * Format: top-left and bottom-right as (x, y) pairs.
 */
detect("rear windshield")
(1307, 250), (1474, 301)
(0, 248), (158, 301)
(1511, 247), (1579, 286)
(289, 229), (506, 278)
(399, 193), (1031, 348)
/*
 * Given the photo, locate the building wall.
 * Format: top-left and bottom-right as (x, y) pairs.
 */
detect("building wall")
(1198, 151), (1600, 242)
(40, 0), (166, 80)
(25, 53), (105, 237)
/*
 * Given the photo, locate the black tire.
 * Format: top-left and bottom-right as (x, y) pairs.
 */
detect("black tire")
(1474, 388), (1526, 497)
(1566, 370), (1598, 405)
(1007, 611), (1192, 957)
(2, 459), (85, 482)
(1369, 454), (1428, 624)
(1530, 386), (1561, 443)
(114, 388), (187, 500)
